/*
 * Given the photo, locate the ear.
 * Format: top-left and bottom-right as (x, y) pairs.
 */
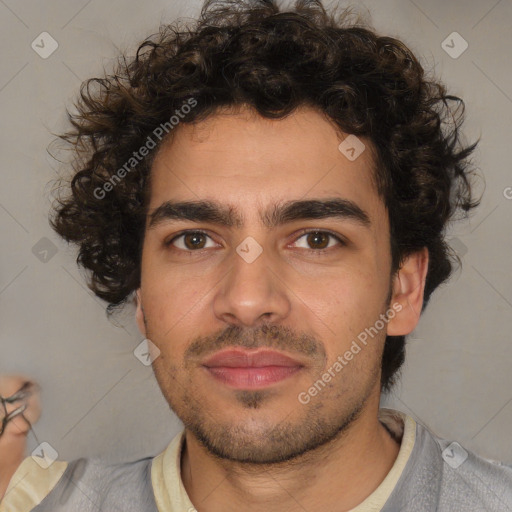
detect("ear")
(387, 247), (429, 336)
(135, 289), (147, 337)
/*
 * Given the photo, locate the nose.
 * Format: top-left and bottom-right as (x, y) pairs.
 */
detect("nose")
(212, 243), (292, 328)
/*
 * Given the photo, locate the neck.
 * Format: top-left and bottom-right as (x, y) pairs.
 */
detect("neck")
(181, 402), (400, 512)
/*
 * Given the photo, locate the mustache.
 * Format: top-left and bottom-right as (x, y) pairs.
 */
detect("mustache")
(184, 324), (326, 363)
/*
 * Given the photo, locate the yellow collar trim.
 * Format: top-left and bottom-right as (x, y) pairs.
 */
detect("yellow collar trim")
(151, 408), (416, 512)
(0, 457), (68, 512)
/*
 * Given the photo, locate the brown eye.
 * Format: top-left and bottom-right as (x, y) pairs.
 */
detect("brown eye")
(306, 232), (330, 249)
(291, 230), (345, 252)
(183, 232), (207, 249)
(168, 231), (216, 251)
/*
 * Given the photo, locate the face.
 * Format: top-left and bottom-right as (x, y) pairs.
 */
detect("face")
(136, 105), (424, 464)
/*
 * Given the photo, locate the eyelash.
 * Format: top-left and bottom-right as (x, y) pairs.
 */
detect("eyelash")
(165, 229), (346, 255)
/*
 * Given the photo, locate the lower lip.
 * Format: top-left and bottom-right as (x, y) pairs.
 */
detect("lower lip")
(204, 366), (303, 389)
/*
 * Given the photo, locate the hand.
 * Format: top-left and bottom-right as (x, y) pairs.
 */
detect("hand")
(0, 375), (41, 436)
(0, 375), (42, 502)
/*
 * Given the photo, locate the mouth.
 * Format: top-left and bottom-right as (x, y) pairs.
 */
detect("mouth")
(202, 349), (305, 389)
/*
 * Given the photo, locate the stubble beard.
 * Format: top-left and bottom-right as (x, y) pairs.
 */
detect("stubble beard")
(152, 356), (378, 466)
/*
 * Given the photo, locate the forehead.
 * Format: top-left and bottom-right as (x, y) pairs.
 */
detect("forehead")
(147, 105), (386, 229)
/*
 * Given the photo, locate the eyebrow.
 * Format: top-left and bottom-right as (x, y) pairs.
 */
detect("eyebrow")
(148, 198), (371, 230)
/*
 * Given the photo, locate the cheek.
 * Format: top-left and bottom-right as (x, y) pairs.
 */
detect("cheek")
(140, 285), (198, 362)
(322, 265), (380, 313)
(318, 269), (388, 359)
(142, 265), (205, 321)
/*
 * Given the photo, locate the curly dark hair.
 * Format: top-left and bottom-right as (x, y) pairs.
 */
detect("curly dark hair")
(50, 0), (481, 392)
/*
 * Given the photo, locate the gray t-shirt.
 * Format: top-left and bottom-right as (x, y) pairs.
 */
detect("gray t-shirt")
(17, 415), (512, 511)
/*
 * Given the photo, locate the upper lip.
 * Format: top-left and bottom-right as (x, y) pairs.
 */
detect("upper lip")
(202, 349), (305, 368)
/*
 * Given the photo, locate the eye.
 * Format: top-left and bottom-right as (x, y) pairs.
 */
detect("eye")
(165, 229), (346, 254)
(291, 230), (345, 252)
(166, 230), (218, 251)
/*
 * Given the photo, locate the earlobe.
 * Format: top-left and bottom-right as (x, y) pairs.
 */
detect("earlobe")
(135, 289), (147, 337)
(387, 247), (429, 336)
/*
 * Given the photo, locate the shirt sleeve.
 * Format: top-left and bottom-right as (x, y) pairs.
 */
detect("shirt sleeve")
(0, 457), (68, 512)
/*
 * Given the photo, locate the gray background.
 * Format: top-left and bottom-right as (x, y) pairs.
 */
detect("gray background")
(0, 0), (511, 464)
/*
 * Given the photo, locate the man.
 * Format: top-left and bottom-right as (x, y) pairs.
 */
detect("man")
(1, 0), (511, 510)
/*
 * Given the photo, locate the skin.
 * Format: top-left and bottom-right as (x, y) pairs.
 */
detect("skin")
(136, 104), (428, 512)
(0, 375), (41, 501)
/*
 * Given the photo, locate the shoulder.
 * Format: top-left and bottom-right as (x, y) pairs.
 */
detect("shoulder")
(0, 454), (158, 512)
(393, 418), (512, 512)
(427, 425), (512, 511)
